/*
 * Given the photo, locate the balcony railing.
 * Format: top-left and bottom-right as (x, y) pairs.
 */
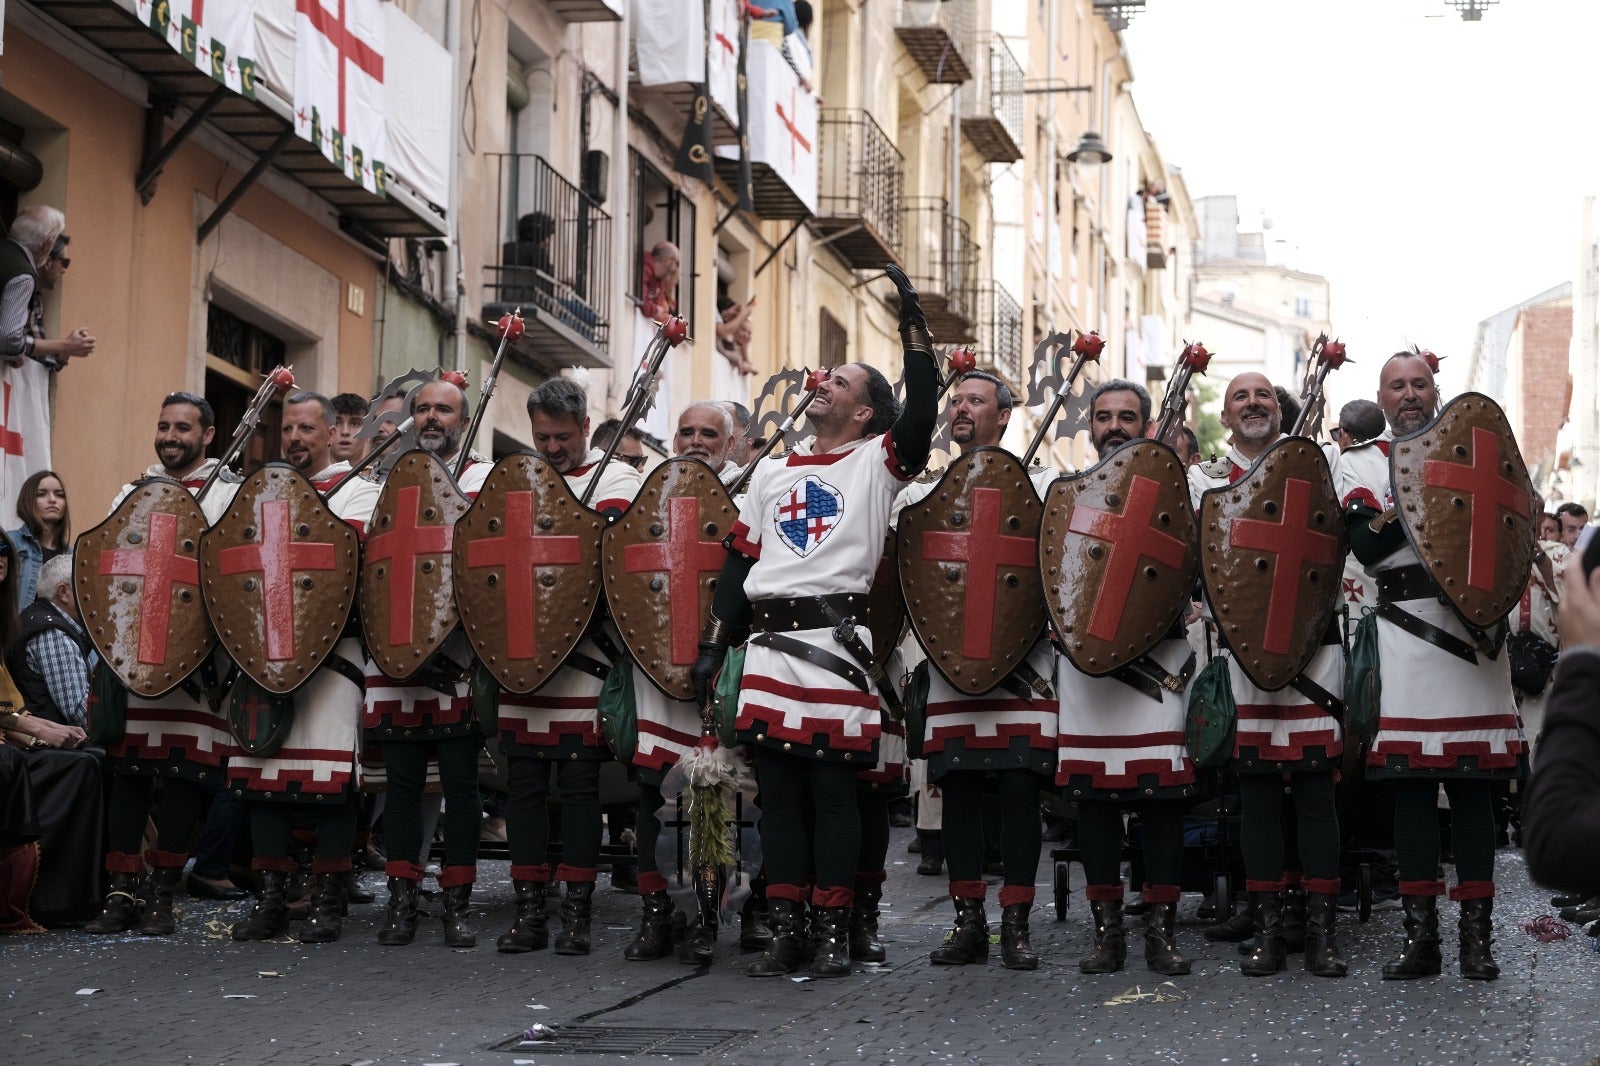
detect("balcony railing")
(977, 282), (1024, 387)
(960, 38), (1023, 164)
(483, 154), (613, 367)
(901, 197), (978, 342)
(896, 0), (975, 84)
(815, 110), (905, 270)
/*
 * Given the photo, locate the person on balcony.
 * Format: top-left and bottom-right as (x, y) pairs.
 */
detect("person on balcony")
(640, 242), (680, 324)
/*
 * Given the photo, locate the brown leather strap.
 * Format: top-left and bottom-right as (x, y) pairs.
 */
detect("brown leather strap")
(748, 631), (869, 692)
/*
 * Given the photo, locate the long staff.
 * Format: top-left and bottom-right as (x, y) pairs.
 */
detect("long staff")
(1021, 331), (1104, 468)
(580, 316), (688, 505)
(1289, 334), (1349, 438)
(455, 311), (524, 479)
(196, 366), (296, 504)
(1153, 342), (1213, 445)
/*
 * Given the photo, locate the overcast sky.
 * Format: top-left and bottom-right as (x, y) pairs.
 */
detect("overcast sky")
(1122, 0), (1598, 410)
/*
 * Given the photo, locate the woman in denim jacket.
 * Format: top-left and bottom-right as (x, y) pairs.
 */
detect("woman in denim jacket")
(8, 470), (70, 610)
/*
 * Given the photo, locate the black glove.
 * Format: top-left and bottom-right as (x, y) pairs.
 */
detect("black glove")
(885, 263), (933, 354)
(691, 635), (729, 718)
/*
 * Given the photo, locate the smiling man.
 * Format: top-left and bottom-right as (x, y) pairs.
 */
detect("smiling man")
(674, 401), (738, 483)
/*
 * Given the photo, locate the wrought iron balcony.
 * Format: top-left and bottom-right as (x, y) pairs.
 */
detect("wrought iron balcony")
(977, 282), (1024, 388)
(896, 0), (975, 84)
(482, 154), (613, 368)
(900, 197), (978, 343)
(814, 110), (905, 270)
(960, 38), (1023, 164)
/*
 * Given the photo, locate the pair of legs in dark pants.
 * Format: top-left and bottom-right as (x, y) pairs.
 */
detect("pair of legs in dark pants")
(1392, 778), (1496, 895)
(102, 774), (208, 879)
(1239, 772), (1340, 890)
(383, 735), (482, 889)
(249, 795), (360, 876)
(506, 757), (601, 887)
(752, 747), (860, 907)
(1076, 797), (1184, 898)
(939, 769), (1044, 908)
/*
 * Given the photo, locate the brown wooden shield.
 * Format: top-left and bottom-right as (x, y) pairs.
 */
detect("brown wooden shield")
(361, 451), (471, 681)
(75, 479), (214, 698)
(1391, 392), (1535, 629)
(1198, 437), (1346, 691)
(602, 458), (735, 700)
(454, 455), (604, 694)
(897, 447), (1046, 695)
(1041, 440), (1198, 677)
(867, 533), (906, 676)
(199, 464), (360, 695)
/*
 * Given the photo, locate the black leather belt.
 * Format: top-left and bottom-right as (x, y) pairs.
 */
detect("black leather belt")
(1375, 565), (1502, 663)
(1376, 601), (1481, 665)
(1288, 671), (1345, 719)
(748, 630), (870, 692)
(1111, 651), (1197, 703)
(751, 594), (868, 633)
(1377, 564), (1442, 605)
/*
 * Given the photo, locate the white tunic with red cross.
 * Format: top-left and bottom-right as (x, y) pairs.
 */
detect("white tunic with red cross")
(362, 455), (490, 741)
(229, 463), (380, 801)
(1187, 443), (1344, 773)
(102, 459), (240, 783)
(496, 452), (643, 758)
(1332, 435), (1524, 778)
(893, 462), (1060, 781)
(731, 433), (916, 763)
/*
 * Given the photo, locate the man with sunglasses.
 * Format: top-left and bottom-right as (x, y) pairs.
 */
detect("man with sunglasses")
(23, 234), (94, 372)
(591, 418), (650, 473)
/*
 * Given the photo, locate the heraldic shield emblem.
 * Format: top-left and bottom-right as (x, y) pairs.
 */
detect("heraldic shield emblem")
(76, 479), (214, 698)
(361, 451), (471, 681)
(454, 454), (604, 694)
(199, 465), (360, 694)
(602, 458), (735, 700)
(1198, 438), (1347, 691)
(1391, 392), (1534, 629)
(897, 448), (1047, 695)
(1040, 440), (1197, 677)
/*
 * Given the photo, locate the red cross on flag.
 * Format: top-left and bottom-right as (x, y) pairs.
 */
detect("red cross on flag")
(741, 39), (817, 215)
(0, 366), (52, 531)
(294, 0), (388, 193)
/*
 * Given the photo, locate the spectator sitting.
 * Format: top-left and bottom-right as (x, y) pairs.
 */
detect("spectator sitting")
(8, 469), (71, 610)
(5, 554), (91, 730)
(501, 211), (557, 308)
(640, 241), (681, 323)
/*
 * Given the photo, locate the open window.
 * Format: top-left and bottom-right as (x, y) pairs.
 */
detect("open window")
(204, 303), (285, 474)
(630, 152), (696, 336)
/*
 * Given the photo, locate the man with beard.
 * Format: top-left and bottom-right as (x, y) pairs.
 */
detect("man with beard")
(893, 371), (1058, 971)
(691, 271), (938, 979)
(230, 391), (381, 944)
(721, 401), (757, 467)
(1054, 380), (1196, 977)
(1332, 351), (1521, 981)
(1187, 372), (1348, 979)
(367, 378), (493, 948)
(674, 401), (740, 484)
(494, 379), (643, 959)
(85, 393), (243, 936)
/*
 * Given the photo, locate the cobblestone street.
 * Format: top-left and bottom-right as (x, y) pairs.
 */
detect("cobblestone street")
(4, 835), (1597, 1066)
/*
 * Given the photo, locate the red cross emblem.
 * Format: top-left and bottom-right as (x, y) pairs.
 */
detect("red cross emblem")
(1423, 426), (1531, 592)
(99, 512), (200, 665)
(464, 490), (581, 661)
(365, 485), (453, 647)
(921, 487), (1038, 658)
(0, 383), (25, 458)
(1066, 475), (1190, 643)
(297, 0), (384, 135)
(217, 499), (340, 662)
(623, 496), (726, 665)
(1228, 478), (1341, 655)
(775, 86), (812, 171)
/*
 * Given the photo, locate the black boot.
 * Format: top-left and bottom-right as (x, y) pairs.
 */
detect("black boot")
(1000, 903), (1038, 971)
(440, 883), (476, 948)
(1302, 892), (1347, 978)
(344, 871), (375, 905)
(849, 882), (887, 963)
(299, 872), (346, 944)
(1458, 897), (1500, 981)
(553, 882), (594, 956)
(680, 913), (717, 966)
(376, 876), (421, 946)
(930, 896), (990, 966)
(809, 905), (852, 977)
(1079, 897), (1126, 974)
(85, 871), (144, 934)
(232, 871), (291, 942)
(747, 898), (808, 976)
(498, 880), (550, 953)
(1239, 892), (1287, 976)
(1382, 895), (1442, 980)
(624, 890), (674, 961)
(1204, 895), (1257, 944)
(739, 895), (773, 953)
(1142, 901), (1191, 976)
(1282, 885), (1307, 953)
(138, 866), (183, 936)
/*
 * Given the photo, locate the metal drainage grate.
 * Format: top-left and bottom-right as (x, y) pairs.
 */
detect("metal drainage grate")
(492, 1026), (756, 1057)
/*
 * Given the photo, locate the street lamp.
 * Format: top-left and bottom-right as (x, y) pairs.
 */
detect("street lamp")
(1066, 130), (1113, 169)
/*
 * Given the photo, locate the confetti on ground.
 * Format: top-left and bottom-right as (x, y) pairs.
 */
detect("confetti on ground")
(223, 995), (257, 1000)
(1522, 915), (1572, 942)
(1102, 981), (1188, 1006)
(74, 988), (100, 996)
(257, 971), (284, 978)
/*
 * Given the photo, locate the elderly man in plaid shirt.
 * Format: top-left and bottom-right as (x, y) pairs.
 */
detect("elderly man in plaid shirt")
(6, 554), (93, 729)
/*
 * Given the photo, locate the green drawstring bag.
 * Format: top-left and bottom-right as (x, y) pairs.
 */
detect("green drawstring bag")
(598, 660), (638, 762)
(902, 660), (930, 760)
(87, 659), (127, 747)
(1185, 655), (1236, 769)
(712, 645), (746, 748)
(1345, 607), (1382, 741)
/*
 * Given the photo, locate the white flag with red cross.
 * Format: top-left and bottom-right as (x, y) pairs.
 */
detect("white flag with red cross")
(0, 362), (53, 531)
(293, 0), (387, 194)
